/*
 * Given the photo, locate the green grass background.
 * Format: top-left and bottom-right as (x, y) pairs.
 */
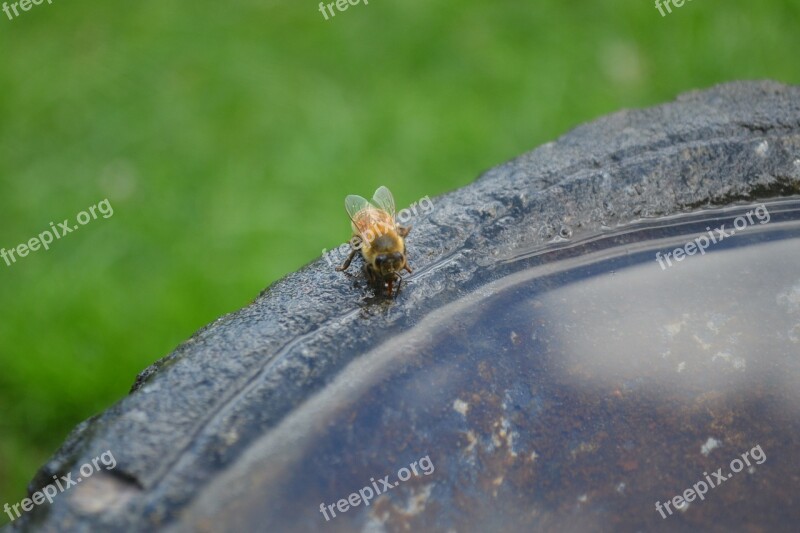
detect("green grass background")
(0, 0), (797, 514)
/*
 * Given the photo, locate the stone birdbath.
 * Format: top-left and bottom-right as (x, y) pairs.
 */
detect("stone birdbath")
(7, 80), (800, 533)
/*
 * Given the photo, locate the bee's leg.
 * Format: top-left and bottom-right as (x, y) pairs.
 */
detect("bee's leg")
(335, 249), (357, 272)
(394, 274), (404, 297)
(403, 263), (413, 274)
(364, 264), (375, 284)
(397, 224), (412, 237)
(335, 240), (361, 272)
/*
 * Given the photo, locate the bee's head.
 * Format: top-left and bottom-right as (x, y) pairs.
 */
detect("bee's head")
(374, 252), (404, 276)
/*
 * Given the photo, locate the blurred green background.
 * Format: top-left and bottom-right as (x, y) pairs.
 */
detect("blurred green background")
(0, 0), (797, 514)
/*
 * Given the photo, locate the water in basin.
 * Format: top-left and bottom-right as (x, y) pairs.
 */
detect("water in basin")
(180, 199), (800, 533)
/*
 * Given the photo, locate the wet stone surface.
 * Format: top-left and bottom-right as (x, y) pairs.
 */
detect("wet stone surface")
(8, 81), (800, 533)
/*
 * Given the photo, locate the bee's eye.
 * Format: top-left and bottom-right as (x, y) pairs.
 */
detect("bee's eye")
(375, 256), (386, 266)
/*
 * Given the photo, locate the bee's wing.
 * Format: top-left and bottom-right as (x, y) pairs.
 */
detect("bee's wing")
(345, 194), (372, 222)
(371, 186), (396, 219)
(345, 194), (378, 238)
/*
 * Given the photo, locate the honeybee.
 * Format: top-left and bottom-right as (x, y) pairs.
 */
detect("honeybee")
(336, 186), (412, 296)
